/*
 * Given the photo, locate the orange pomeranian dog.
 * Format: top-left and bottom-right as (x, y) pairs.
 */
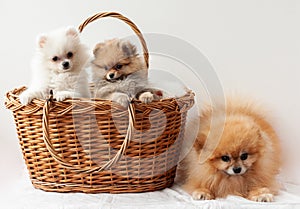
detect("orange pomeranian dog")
(178, 97), (282, 202)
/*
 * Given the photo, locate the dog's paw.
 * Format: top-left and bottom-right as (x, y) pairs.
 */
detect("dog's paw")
(55, 92), (73, 102)
(94, 86), (111, 98)
(192, 189), (214, 200)
(248, 188), (274, 202)
(19, 93), (32, 105)
(138, 92), (154, 104)
(249, 193), (274, 202)
(19, 91), (43, 105)
(112, 93), (130, 107)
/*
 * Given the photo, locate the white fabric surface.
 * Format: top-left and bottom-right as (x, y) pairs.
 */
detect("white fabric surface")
(1, 173), (300, 209)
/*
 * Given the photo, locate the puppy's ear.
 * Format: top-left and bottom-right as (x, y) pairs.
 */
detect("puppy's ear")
(93, 43), (105, 55)
(257, 129), (268, 147)
(194, 133), (207, 152)
(122, 41), (137, 57)
(37, 34), (47, 48)
(66, 26), (79, 37)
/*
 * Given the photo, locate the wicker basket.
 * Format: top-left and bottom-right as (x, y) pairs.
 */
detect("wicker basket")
(5, 12), (195, 193)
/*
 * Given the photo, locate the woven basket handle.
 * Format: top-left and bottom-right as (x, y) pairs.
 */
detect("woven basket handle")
(78, 12), (149, 68)
(42, 94), (135, 174)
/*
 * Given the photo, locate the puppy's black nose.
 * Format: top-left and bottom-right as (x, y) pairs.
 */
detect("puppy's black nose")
(233, 167), (242, 174)
(62, 61), (70, 69)
(109, 73), (114, 79)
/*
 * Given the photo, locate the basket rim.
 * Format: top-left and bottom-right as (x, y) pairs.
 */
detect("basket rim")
(5, 86), (195, 114)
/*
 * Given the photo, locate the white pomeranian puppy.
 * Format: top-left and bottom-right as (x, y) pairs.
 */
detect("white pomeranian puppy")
(19, 26), (90, 105)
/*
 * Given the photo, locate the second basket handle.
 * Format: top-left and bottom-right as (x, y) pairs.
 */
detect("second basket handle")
(78, 11), (149, 69)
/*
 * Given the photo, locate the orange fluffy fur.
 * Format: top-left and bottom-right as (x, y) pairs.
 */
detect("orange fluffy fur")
(178, 97), (282, 202)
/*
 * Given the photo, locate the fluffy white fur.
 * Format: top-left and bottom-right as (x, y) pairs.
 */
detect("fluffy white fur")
(19, 26), (90, 105)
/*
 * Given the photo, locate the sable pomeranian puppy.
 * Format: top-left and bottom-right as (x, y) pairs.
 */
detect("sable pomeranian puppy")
(91, 38), (162, 107)
(19, 26), (90, 105)
(178, 97), (282, 202)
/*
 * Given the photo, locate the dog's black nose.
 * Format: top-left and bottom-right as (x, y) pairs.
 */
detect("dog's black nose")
(109, 73), (114, 79)
(62, 61), (70, 69)
(233, 167), (242, 174)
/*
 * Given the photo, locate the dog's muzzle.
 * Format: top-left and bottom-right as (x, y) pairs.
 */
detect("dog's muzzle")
(62, 61), (70, 70)
(105, 74), (126, 82)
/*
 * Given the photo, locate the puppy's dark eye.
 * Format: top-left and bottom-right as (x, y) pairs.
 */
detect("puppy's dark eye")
(221, 155), (230, 162)
(67, 52), (73, 58)
(52, 56), (58, 62)
(104, 66), (108, 71)
(240, 153), (248, 161)
(115, 64), (123, 70)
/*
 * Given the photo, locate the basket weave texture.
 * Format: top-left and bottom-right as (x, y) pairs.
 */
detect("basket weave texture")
(5, 12), (195, 193)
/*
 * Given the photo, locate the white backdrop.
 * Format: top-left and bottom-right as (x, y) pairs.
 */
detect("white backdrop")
(0, 0), (299, 188)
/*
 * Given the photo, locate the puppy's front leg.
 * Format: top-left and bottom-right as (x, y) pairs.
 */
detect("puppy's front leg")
(136, 89), (163, 103)
(111, 92), (130, 107)
(138, 91), (154, 104)
(191, 188), (214, 200)
(55, 91), (78, 101)
(94, 86), (114, 98)
(19, 89), (46, 105)
(248, 187), (274, 202)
